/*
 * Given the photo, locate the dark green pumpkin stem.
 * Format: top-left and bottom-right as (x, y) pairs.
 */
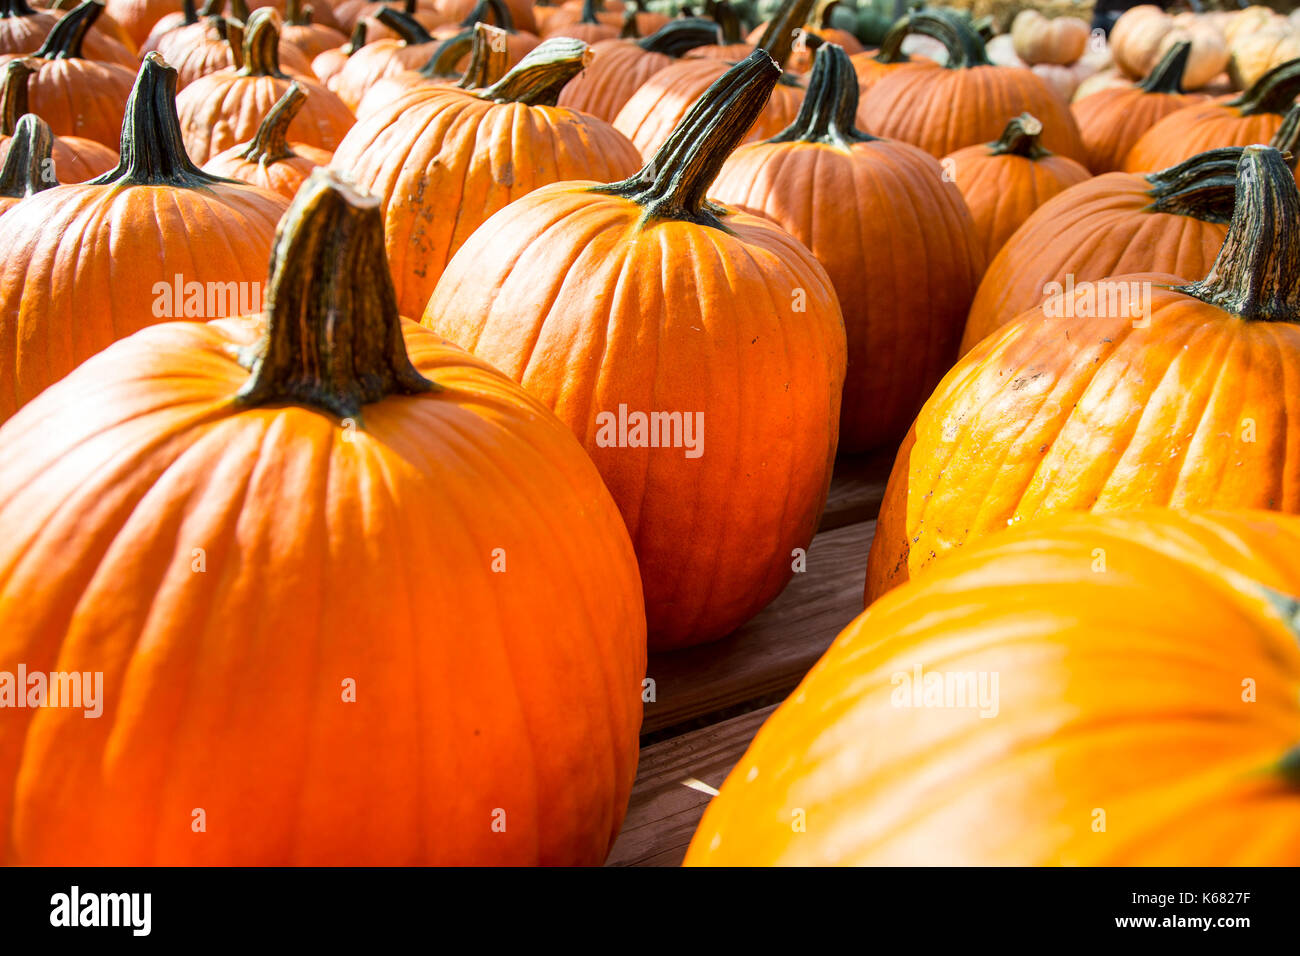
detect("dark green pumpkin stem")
(596, 49), (780, 228)
(457, 23), (509, 88)
(1229, 57), (1300, 116)
(344, 19), (366, 54)
(769, 42), (870, 146)
(0, 0), (37, 17)
(90, 53), (230, 187)
(1138, 39), (1189, 94)
(871, 12), (913, 64)
(236, 169), (435, 421)
(619, 5), (637, 38)
(478, 37), (590, 106)
(1270, 102), (1300, 159)
(638, 17), (719, 56)
(756, 0), (815, 69)
(374, 6), (433, 45)
(181, 0), (198, 26)
(706, 0), (742, 44)
(578, 0), (599, 26)
(35, 0), (100, 60)
(284, 0), (306, 25)
(239, 8), (286, 77)
(902, 8), (990, 69)
(1174, 146), (1300, 322)
(238, 80), (303, 164)
(201, 0), (225, 15)
(419, 28), (473, 78)
(1145, 147), (1247, 223)
(460, 0), (513, 33)
(229, 0), (248, 20)
(0, 113), (55, 198)
(990, 112), (1048, 159)
(219, 15), (245, 69)
(0, 59), (35, 137)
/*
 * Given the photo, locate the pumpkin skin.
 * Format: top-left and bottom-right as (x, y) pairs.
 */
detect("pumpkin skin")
(425, 52), (847, 649)
(710, 43), (983, 454)
(176, 9), (354, 164)
(332, 5), (444, 110)
(848, 11), (940, 94)
(201, 80), (332, 197)
(942, 112), (1091, 262)
(153, 12), (315, 89)
(689, 508), (1300, 866)
(1071, 40), (1203, 174)
(868, 146), (1300, 600)
(1010, 9), (1088, 66)
(0, 111), (55, 212)
(0, 0), (135, 60)
(104, 0), (177, 46)
(331, 37), (642, 320)
(0, 170), (646, 866)
(1229, 27), (1300, 91)
(960, 148), (1238, 355)
(353, 20), (509, 119)
(0, 58), (116, 181)
(311, 17), (367, 87)
(859, 10), (1087, 162)
(0, 55), (287, 423)
(280, 0), (347, 58)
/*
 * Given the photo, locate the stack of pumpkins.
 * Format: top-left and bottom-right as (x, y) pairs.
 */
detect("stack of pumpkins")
(0, 0), (1295, 868)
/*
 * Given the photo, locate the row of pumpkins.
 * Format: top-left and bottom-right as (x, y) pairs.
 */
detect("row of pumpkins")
(0, 0), (1295, 864)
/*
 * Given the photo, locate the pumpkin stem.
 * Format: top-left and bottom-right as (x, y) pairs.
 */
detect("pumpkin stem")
(1228, 57), (1300, 117)
(989, 112), (1049, 160)
(1270, 102), (1300, 159)
(34, 0), (100, 60)
(374, 6), (433, 45)
(1144, 147), (1248, 224)
(578, 0), (600, 26)
(706, 0), (742, 44)
(229, 0), (248, 21)
(898, 8), (990, 69)
(1138, 39), (1189, 94)
(220, 15), (246, 69)
(619, 5), (638, 38)
(237, 80), (304, 164)
(596, 49), (780, 228)
(236, 169), (435, 421)
(419, 28), (474, 78)
(200, 0), (225, 15)
(90, 53), (229, 188)
(239, 7), (287, 77)
(181, 0), (198, 25)
(343, 18), (366, 54)
(755, 0), (815, 70)
(284, 0), (305, 25)
(768, 42), (871, 147)
(460, 0), (514, 33)
(0, 0), (37, 17)
(478, 37), (591, 106)
(637, 17), (719, 56)
(871, 11), (914, 65)
(0, 59), (35, 137)
(457, 23), (509, 88)
(1174, 146), (1300, 322)
(0, 113), (55, 198)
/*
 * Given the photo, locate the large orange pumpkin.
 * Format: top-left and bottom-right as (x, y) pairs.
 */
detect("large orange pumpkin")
(311, 16), (367, 87)
(689, 508), (1300, 865)
(331, 36), (641, 319)
(0, 54), (287, 422)
(332, 4), (443, 109)
(868, 145), (1300, 601)
(0, 111), (54, 212)
(353, 21), (509, 118)
(424, 51), (847, 649)
(1123, 58), (1300, 173)
(280, 0), (346, 58)
(105, 0), (176, 46)
(0, 57), (115, 180)
(858, 8), (1086, 162)
(1, 0), (134, 59)
(176, 8), (354, 164)
(152, 8), (315, 87)
(709, 42), (983, 454)
(960, 146), (1244, 355)
(941, 112), (1091, 262)
(849, 11), (940, 94)
(0, 169), (646, 865)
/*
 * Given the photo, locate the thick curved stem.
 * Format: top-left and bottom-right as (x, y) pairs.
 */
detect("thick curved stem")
(871, 12), (915, 65)
(478, 37), (591, 106)
(1229, 57), (1300, 117)
(1270, 103), (1300, 160)
(706, 0), (742, 44)
(769, 41), (870, 146)
(238, 7), (287, 77)
(238, 80), (303, 164)
(457, 23), (508, 89)
(989, 112), (1048, 159)
(1144, 147), (1248, 223)
(0, 113), (55, 198)
(755, 0), (815, 69)
(419, 28), (473, 78)
(236, 169), (435, 421)
(0, 0), (38, 18)
(638, 17), (718, 56)
(897, 8), (990, 69)
(34, 0), (100, 60)
(374, 6), (433, 45)
(0, 59), (35, 137)
(343, 19), (366, 55)
(1138, 39), (1189, 94)
(460, 0), (514, 33)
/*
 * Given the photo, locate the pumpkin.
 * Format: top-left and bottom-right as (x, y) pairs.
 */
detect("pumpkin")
(0, 1), (135, 147)
(709, 43), (981, 454)
(103, 0), (178, 46)
(0, 0), (137, 63)
(433, 0), (541, 70)
(1071, 40), (1203, 174)
(941, 112), (1091, 263)
(435, 0), (538, 34)
(0, 168), (646, 866)
(778, 0), (862, 73)
(333, 37), (640, 319)
(683, 0), (748, 61)
(140, 0), (206, 51)
(868, 145), (1300, 600)
(155, 9), (314, 89)
(689, 508), (1300, 865)
(281, 0), (347, 58)
(201, 80), (331, 196)
(1110, 5), (1228, 89)
(245, 0), (345, 32)
(355, 20), (507, 117)
(332, 5), (444, 109)
(848, 11), (940, 94)
(1123, 59), (1300, 174)
(958, 145), (1262, 355)
(0, 54), (287, 422)
(1010, 9), (1087, 67)
(541, 0), (618, 43)
(311, 17), (366, 87)
(1228, 25), (1300, 92)
(613, 0), (813, 160)
(0, 111), (53, 212)
(557, 17), (719, 123)
(177, 9), (354, 164)
(424, 51), (847, 649)
(0, 58), (115, 179)
(859, 9), (1087, 162)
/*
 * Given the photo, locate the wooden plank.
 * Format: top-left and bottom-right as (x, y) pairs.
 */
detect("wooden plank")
(607, 705), (777, 867)
(818, 451), (894, 533)
(641, 519), (874, 735)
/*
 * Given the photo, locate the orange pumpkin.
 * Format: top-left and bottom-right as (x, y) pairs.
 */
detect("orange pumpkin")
(859, 9), (1086, 162)
(0, 0), (136, 63)
(311, 17), (367, 87)
(332, 4), (443, 109)
(0, 54), (287, 423)
(436, 0), (537, 34)
(176, 8), (354, 164)
(960, 146), (1243, 355)
(683, 0), (748, 61)
(1071, 40), (1204, 174)
(710, 43), (983, 454)
(332, 36), (641, 319)
(690, 508), (1300, 865)
(557, 17), (720, 123)
(140, 0), (208, 51)
(1110, 4), (1229, 89)
(613, 0), (814, 160)
(202, 80), (332, 196)
(0, 112), (54, 212)
(0, 169), (646, 865)
(1123, 59), (1300, 173)
(425, 51), (847, 649)
(0, 58), (115, 180)
(849, 12), (940, 94)
(281, 0), (347, 58)
(540, 0), (617, 43)
(1009, 9), (1088, 66)
(868, 145), (1300, 600)
(942, 112), (1091, 262)
(354, 21), (508, 117)
(154, 10), (314, 89)
(104, 0), (177, 46)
